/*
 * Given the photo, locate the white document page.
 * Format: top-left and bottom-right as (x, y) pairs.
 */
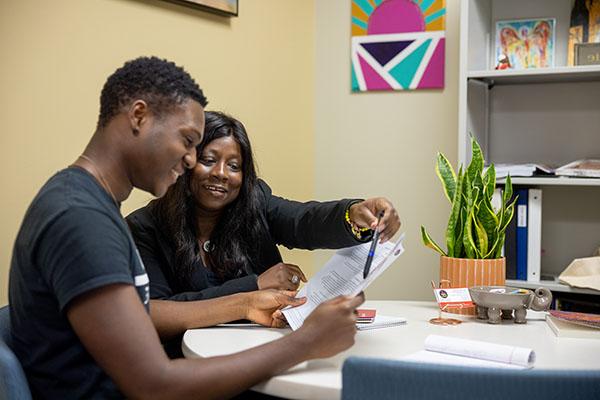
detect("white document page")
(402, 335), (535, 369)
(282, 234), (405, 331)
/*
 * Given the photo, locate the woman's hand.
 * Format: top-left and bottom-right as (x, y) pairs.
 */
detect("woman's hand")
(257, 262), (307, 291)
(348, 198), (401, 243)
(244, 289), (306, 328)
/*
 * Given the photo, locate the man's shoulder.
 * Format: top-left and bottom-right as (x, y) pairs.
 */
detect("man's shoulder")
(36, 167), (110, 210)
(24, 168), (123, 238)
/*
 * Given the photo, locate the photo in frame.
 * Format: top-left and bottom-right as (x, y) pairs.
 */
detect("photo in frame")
(495, 18), (555, 69)
(163, 0), (238, 16)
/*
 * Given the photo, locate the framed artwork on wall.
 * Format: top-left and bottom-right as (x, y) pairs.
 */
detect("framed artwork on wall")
(495, 18), (555, 69)
(164, 0), (238, 16)
(350, 0), (447, 92)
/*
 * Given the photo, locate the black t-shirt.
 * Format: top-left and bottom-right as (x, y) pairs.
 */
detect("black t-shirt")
(8, 167), (150, 399)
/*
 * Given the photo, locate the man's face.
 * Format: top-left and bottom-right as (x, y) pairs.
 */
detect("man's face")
(135, 99), (205, 197)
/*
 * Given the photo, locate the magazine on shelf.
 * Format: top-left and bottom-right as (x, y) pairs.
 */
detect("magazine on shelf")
(555, 159), (600, 178)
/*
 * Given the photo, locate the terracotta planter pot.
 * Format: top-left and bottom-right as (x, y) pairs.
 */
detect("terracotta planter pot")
(439, 256), (506, 316)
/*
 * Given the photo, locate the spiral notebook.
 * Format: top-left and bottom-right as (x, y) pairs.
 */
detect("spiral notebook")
(356, 315), (407, 331)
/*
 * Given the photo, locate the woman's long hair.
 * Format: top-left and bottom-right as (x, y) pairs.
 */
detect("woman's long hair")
(151, 111), (262, 289)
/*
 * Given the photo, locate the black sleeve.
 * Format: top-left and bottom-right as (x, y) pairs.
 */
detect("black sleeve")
(160, 275), (259, 301)
(127, 209), (259, 302)
(258, 179), (371, 250)
(37, 208), (134, 312)
(126, 210), (178, 300)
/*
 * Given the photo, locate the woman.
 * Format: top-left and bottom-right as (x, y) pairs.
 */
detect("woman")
(126, 111), (401, 341)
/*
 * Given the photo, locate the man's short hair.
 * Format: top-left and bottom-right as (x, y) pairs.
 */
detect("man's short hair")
(97, 56), (208, 128)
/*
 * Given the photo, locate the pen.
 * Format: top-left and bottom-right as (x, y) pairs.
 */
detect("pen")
(363, 211), (385, 279)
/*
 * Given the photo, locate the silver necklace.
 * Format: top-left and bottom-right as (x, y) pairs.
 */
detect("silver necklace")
(202, 240), (212, 253)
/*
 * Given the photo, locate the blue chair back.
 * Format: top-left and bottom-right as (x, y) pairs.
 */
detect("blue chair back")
(342, 356), (600, 400)
(0, 305), (32, 400)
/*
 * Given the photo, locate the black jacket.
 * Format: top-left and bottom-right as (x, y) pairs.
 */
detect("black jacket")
(126, 179), (369, 302)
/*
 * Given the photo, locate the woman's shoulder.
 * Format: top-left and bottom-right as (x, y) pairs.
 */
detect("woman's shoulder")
(256, 178), (271, 195)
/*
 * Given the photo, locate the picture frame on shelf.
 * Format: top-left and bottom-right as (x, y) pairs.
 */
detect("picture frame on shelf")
(163, 0), (238, 16)
(494, 18), (555, 70)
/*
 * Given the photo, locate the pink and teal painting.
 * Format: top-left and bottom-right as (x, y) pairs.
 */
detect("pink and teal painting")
(351, 0), (446, 91)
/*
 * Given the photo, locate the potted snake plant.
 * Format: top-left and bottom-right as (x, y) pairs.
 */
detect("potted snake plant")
(421, 136), (517, 315)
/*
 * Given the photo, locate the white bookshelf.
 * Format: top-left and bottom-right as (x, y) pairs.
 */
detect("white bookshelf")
(506, 279), (600, 295)
(497, 177), (600, 186)
(469, 65), (600, 85)
(458, 0), (600, 302)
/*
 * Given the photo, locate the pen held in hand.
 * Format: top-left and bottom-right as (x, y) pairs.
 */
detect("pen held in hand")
(363, 211), (385, 279)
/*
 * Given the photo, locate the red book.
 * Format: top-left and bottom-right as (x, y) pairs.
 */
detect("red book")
(356, 309), (376, 323)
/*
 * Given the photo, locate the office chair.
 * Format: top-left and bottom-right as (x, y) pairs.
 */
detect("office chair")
(0, 305), (32, 400)
(342, 356), (600, 400)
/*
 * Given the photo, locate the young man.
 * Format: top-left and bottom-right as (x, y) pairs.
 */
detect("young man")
(9, 57), (363, 399)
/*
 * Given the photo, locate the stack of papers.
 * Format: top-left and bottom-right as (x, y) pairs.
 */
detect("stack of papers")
(492, 163), (554, 178)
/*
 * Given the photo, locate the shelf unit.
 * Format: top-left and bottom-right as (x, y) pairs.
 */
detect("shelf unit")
(506, 279), (599, 295)
(497, 177), (600, 186)
(469, 65), (600, 85)
(458, 0), (600, 304)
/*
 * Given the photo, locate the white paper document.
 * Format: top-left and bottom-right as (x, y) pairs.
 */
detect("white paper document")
(403, 335), (535, 369)
(282, 234), (405, 331)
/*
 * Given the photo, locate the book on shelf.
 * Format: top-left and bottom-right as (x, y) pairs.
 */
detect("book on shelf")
(502, 188), (543, 282)
(527, 189), (542, 282)
(515, 189), (528, 281)
(555, 159), (600, 178)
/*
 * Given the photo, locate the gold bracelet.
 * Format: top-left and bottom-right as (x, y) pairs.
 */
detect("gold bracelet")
(345, 208), (370, 239)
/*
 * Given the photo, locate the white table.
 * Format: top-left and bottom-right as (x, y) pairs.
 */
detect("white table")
(182, 301), (600, 400)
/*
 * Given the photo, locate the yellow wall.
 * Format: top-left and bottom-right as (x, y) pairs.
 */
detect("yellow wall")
(0, 0), (315, 304)
(1, 0), (460, 305)
(314, 0), (460, 300)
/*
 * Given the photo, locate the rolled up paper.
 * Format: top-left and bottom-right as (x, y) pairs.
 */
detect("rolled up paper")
(424, 334), (535, 368)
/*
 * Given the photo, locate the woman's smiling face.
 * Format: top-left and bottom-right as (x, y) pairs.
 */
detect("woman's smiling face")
(190, 135), (243, 213)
